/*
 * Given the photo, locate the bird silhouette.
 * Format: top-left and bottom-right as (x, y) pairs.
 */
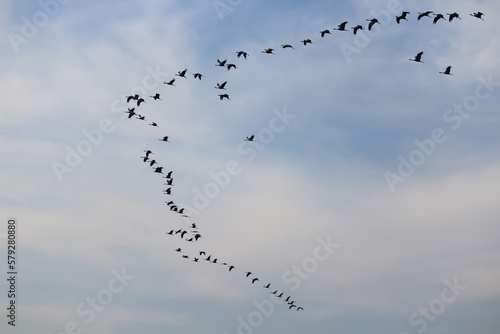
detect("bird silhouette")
(264, 283), (271, 288)
(125, 109), (136, 119)
(236, 51), (249, 59)
(218, 94), (230, 100)
(216, 59), (227, 67)
(149, 159), (157, 167)
(176, 69), (187, 78)
(193, 73), (203, 80)
(140, 156), (149, 162)
(215, 81), (228, 90)
(150, 93), (161, 100)
(159, 136), (170, 142)
(137, 98), (146, 106)
(175, 248), (181, 252)
(334, 21), (348, 31)
(135, 114), (146, 121)
(245, 135), (254, 141)
(409, 51), (425, 63)
(281, 44), (294, 49)
(433, 13), (445, 24)
(396, 11), (410, 24)
(126, 94), (139, 103)
(227, 64), (237, 71)
(301, 39), (313, 45)
(149, 122), (158, 127)
(417, 11), (433, 20)
(144, 150), (153, 158)
(228, 265), (235, 271)
(366, 18), (380, 30)
(351, 25), (364, 34)
(251, 278), (259, 284)
(439, 66), (453, 75)
(320, 29), (331, 37)
(164, 187), (172, 195)
(245, 272), (252, 277)
(262, 48), (275, 54)
(154, 167), (163, 174)
(163, 78), (175, 86)
(447, 12), (461, 22)
(165, 171), (173, 179)
(470, 12), (484, 20)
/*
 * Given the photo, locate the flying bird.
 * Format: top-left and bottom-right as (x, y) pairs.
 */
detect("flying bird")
(135, 114), (146, 121)
(154, 167), (163, 174)
(215, 81), (228, 90)
(144, 150), (153, 158)
(301, 39), (313, 45)
(150, 93), (161, 100)
(149, 159), (157, 167)
(126, 94), (139, 103)
(163, 78), (175, 86)
(218, 94), (230, 100)
(281, 44), (294, 49)
(417, 11), (433, 20)
(245, 272), (252, 277)
(470, 12), (484, 20)
(236, 51), (248, 59)
(433, 13), (445, 24)
(320, 29), (331, 37)
(334, 21), (348, 31)
(159, 136), (170, 142)
(193, 73), (203, 80)
(227, 64), (237, 71)
(351, 25), (364, 34)
(409, 51), (424, 63)
(176, 69), (187, 78)
(447, 12), (461, 22)
(125, 109), (136, 119)
(216, 59), (227, 67)
(149, 122), (158, 127)
(396, 11), (410, 24)
(136, 98), (145, 106)
(228, 265), (235, 271)
(439, 66), (453, 75)
(262, 48), (275, 54)
(251, 278), (259, 284)
(245, 135), (254, 141)
(366, 18), (380, 30)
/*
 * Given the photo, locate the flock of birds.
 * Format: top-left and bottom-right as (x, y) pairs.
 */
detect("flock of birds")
(121, 8), (485, 312)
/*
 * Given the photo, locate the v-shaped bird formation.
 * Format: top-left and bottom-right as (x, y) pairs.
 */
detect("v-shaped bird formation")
(120, 7), (485, 312)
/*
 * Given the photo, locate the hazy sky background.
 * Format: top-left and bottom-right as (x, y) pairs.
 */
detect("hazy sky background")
(1, 0), (500, 333)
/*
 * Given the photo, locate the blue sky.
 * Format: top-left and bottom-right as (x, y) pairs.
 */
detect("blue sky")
(1, 0), (500, 333)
